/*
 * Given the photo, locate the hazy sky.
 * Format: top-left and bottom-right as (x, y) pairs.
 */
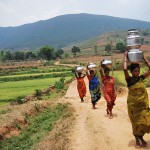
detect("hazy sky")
(1, 0), (150, 27)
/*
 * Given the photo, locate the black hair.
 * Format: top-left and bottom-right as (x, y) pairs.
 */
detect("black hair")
(89, 70), (94, 74)
(104, 68), (110, 73)
(129, 63), (140, 72)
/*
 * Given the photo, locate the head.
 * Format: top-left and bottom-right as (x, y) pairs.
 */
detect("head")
(78, 72), (82, 77)
(89, 70), (95, 77)
(104, 68), (110, 76)
(130, 63), (140, 77)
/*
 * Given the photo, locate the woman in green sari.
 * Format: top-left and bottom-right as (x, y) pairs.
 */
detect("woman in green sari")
(123, 51), (150, 147)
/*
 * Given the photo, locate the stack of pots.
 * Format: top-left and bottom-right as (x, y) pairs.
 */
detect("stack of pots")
(126, 29), (143, 63)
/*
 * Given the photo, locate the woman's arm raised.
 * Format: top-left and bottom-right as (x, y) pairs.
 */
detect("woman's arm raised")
(123, 51), (130, 80)
(142, 52), (150, 78)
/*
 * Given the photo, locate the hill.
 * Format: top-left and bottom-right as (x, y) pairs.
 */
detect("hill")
(1, 13), (150, 50)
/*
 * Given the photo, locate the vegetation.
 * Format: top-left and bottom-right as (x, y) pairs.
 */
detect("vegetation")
(1, 14), (150, 50)
(0, 103), (72, 150)
(0, 46), (64, 62)
(116, 41), (126, 52)
(71, 46), (81, 56)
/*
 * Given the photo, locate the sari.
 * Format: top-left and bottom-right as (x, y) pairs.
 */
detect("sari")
(89, 76), (101, 104)
(127, 77), (150, 136)
(102, 76), (116, 111)
(76, 77), (86, 98)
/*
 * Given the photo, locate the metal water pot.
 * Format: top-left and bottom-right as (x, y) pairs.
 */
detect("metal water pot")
(128, 49), (143, 63)
(101, 59), (112, 69)
(76, 66), (84, 72)
(126, 29), (141, 48)
(88, 63), (96, 70)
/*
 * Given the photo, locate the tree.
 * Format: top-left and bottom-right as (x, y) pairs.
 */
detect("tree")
(3, 50), (13, 61)
(94, 45), (98, 54)
(116, 42), (126, 52)
(105, 44), (111, 53)
(56, 48), (64, 58)
(38, 46), (55, 60)
(13, 51), (24, 61)
(71, 46), (80, 56)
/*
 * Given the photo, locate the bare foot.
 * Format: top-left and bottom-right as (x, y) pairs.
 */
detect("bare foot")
(92, 105), (96, 109)
(109, 113), (113, 119)
(106, 108), (110, 115)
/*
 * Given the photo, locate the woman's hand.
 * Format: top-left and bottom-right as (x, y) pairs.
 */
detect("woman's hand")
(124, 51), (128, 57)
(142, 52), (146, 61)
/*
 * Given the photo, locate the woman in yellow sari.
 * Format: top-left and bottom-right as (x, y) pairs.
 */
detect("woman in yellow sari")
(123, 52), (150, 147)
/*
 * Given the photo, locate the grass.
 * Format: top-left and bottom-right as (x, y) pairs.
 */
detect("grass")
(0, 66), (72, 76)
(0, 76), (73, 105)
(0, 103), (72, 150)
(0, 71), (72, 82)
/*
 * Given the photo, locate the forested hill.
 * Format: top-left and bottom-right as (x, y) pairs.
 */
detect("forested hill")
(0, 13), (150, 50)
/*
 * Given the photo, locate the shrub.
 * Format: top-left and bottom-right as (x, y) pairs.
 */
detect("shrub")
(54, 77), (65, 89)
(43, 61), (54, 66)
(144, 77), (150, 87)
(35, 89), (42, 97)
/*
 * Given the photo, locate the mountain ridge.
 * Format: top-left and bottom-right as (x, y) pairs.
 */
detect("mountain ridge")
(0, 13), (150, 50)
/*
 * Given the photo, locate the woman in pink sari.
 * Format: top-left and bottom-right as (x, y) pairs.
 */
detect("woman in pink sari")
(100, 67), (116, 118)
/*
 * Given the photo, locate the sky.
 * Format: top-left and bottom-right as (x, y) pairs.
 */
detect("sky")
(1, 0), (150, 27)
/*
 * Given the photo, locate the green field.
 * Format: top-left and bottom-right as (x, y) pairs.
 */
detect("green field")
(0, 76), (72, 105)
(0, 65), (74, 105)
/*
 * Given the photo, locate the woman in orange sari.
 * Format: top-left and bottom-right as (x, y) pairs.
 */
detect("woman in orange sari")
(75, 72), (86, 102)
(100, 67), (116, 117)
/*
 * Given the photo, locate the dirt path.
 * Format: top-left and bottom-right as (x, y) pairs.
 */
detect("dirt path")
(65, 78), (150, 150)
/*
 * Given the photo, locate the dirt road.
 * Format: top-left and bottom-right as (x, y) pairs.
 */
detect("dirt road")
(65, 78), (150, 150)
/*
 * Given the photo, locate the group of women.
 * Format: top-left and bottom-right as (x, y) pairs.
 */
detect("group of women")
(75, 52), (150, 148)
(75, 61), (116, 117)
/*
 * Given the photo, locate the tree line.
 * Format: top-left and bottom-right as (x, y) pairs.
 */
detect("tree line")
(0, 46), (64, 62)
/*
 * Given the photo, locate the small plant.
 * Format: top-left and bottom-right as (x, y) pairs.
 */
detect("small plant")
(35, 89), (42, 97)
(14, 123), (22, 130)
(14, 96), (25, 104)
(34, 103), (40, 112)
(0, 108), (11, 114)
(54, 77), (65, 89)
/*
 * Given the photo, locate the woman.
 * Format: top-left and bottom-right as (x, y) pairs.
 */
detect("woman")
(100, 66), (116, 118)
(123, 51), (150, 147)
(75, 72), (86, 102)
(86, 68), (101, 109)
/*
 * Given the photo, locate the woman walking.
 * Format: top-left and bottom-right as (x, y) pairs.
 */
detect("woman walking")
(75, 72), (86, 102)
(123, 51), (150, 147)
(100, 66), (116, 118)
(86, 67), (101, 109)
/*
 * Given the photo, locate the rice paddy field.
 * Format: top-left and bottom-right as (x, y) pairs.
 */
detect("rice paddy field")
(0, 65), (74, 105)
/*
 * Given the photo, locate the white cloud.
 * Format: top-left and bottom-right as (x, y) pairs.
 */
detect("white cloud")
(0, 0), (150, 27)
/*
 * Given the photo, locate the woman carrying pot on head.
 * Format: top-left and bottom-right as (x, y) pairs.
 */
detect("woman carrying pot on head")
(99, 63), (116, 118)
(86, 65), (101, 109)
(123, 51), (150, 147)
(75, 70), (87, 103)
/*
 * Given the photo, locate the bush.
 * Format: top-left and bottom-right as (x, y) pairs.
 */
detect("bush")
(54, 77), (65, 89)
(43, 61), (54, 66)
(113, 60), (123, 70)
(35, 89), (42, 97)
(144, 77), (150, 87)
